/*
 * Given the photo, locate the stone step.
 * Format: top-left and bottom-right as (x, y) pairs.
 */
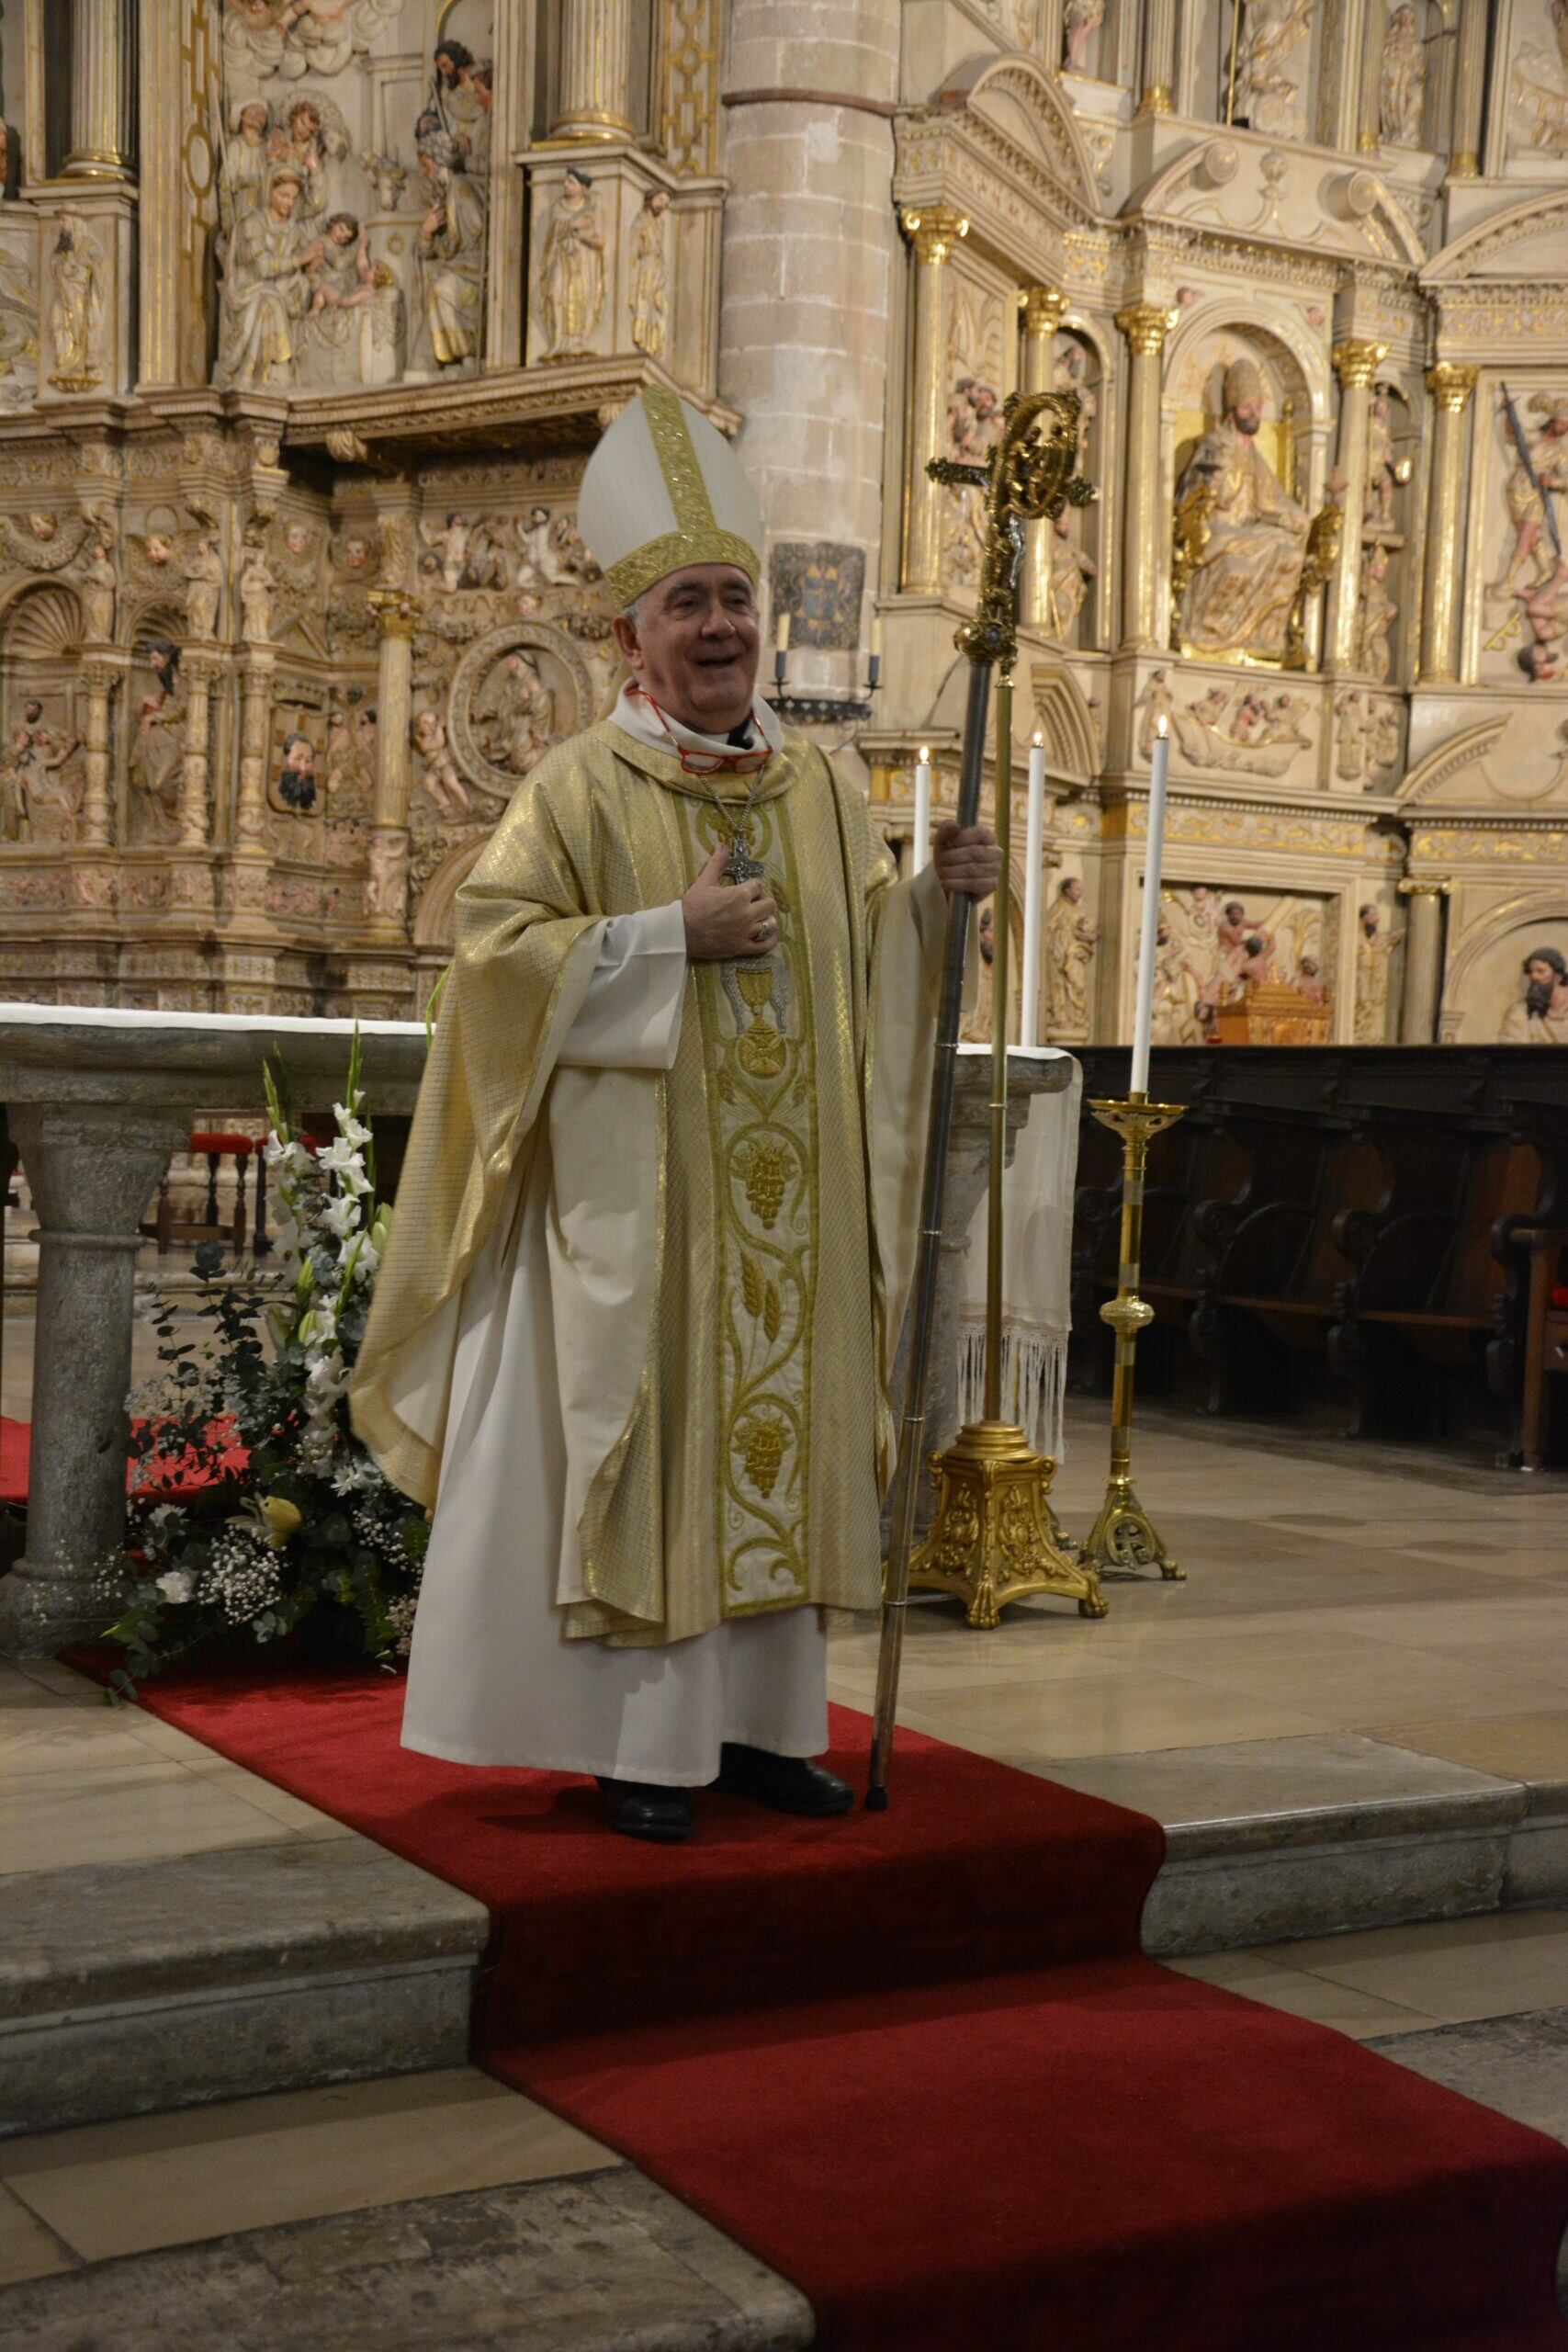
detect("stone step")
(1, 1840), (489, 2138)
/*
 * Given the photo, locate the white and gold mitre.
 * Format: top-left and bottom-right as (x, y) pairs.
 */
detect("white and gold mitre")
(578, 386), (763, 610)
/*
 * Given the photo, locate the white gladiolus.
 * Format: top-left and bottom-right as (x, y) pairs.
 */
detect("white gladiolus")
(321, 1192), (361, 1239)
(334, 1103), (371, 1148)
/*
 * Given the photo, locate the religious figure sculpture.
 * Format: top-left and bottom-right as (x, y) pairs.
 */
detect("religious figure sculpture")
(538, 168), (605, 358)
(431, 37), (489, 173)
(412, 704), (470, 814)
(366, 827), (408, 922)
(1364, 389), (1411, 532)
(222, 0), (407, 85)
(78, 530), (118, 643)
(277, 729), (319, 811)
(0, 697), (81, 843)
(182, 535), (224, 641)
(239, 542), (276, 642)
(218, 101), (274, 265)
(129, 644), (186, 842)
(1509, 1), (1568, 157)
(1134, 669), (1177, 760)
(1354, 544), (1397, 681)
(1044, 874), (1097, 1037)
(1231, 0), (1314, 139)
(1500, 945), (1568, 1043)
(1490, 394), (1568, 599)
(415, 138), (486, 368)
(1151, 923), (1207, 1045)
(1172, 356), (1314, 664)
(265, 96), (334, 219)
(1352, 901), (1402, 1043)
(629, 188), (671, 359)
(1044, 516), (1098, 643)
(215, 164), (322, 390)
(1062, 0), (1104, 73)
(1380, 4), (1426, 146)
(479, 651), (554, 775)
(46, 218), (103, 391)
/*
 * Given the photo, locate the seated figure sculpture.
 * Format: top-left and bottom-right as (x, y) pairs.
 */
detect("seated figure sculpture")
(1174, 356), (1310, 663)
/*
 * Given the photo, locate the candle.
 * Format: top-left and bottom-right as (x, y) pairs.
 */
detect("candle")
(1129, 714), (1170, 1097)
(912, 744), (932, 875)
(1021, 731), (1046, 1049)
(774, 610), (791, 655)
(868, 613), (883, 690)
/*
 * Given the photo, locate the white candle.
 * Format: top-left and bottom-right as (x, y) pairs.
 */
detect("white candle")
(1021, 732), (1046, 1048)
(1129, 714), (1170, 1097)
(912, 744), (932, 875)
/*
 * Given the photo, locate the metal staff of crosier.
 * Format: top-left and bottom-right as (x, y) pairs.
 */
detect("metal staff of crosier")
(866, 388), (1094, 1809)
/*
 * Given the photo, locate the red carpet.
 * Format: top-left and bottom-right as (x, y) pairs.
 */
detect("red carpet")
(65, 1657), (1568, 2352)
(0, 1417), (246, 1508)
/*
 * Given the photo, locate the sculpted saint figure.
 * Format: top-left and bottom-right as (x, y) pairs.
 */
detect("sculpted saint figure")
(1174, 356), (1310, 663)
(1062, 0), (1104, 72)
(416, 136), (486, 368)
(219, 101), (273, 264)
(629, 187), (671, 358)
(129, 644), (186, 842)
(1045, 515), (1098, 643)
(1233, 0), (1314, 139)
(47, 220), (103, 388)
(1380, 4), (1426, 146)
(1355, 543), (1397, 681)
(239, 544), (276, 642)
(1353, 900), (1403, 1043)
(349, 387), (1002, 1846)
(215, 164), (321, 390)
(480, 650), (554, 775)
(79, 531), (118, 643)
(183, 536), (224, 641)
(1500, 944), (1568, 1044)
(1044, 873), (1098, 1037)
(538, 167), (605, 357)
(2, 697), (81, 843)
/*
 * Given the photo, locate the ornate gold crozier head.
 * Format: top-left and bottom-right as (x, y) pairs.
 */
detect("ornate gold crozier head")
(928, 389), (1096, 672)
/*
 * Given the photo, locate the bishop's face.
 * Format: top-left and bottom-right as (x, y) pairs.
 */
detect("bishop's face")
(613, 562), (761, 736)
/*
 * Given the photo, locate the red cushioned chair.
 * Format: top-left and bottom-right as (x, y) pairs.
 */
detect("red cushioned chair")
(142, 1132), (261, 1259)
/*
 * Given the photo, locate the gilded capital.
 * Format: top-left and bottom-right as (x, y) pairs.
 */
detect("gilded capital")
(1138, 85), (1174, 116)
(1398, 875), (1452, 898)
(1115, 302), (1175, 356)
(1426, 362), (1479, 413)
(1021, 285), (1067, 338)
(901, 207), (969, 266)
(1332, 338), (1388, 390)
(367, 588), (422, 641)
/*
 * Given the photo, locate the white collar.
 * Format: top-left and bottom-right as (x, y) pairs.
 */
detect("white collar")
(611, 684), (784, 763)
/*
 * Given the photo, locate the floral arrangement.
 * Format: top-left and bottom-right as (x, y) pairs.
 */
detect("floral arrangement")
(103, 1035), (428, 1691)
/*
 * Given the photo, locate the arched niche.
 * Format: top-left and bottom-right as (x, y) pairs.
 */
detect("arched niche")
(0, 581), (84, 847)
(1444, 892), (1568, 1042)
(1046, 321), (1107, 648)
(413, 829), (488, 955)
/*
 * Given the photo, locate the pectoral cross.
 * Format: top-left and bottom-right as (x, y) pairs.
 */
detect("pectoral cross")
(724, 830), (765, 885)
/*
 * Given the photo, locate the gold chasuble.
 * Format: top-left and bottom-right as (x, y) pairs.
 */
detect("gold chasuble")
(351, 717), (945, 1649)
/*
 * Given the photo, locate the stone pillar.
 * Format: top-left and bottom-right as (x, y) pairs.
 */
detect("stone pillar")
(718, 1), (901, 702)
(0, 1103), (189, 1656)
(78, 659), (118, 849)
(1114, 302), (1173, 652)
(1398, 876), (1450, 1043)
(1139, 0), (1178, 114)
(1021, 286), (1066, 631)
(552, 0), (634, 141)
(233, 651), (274, 856)
(1358, 1), (1386, 149)
(1449, 0), (1489, 175)
(62, 0), (136, 179)
(899, 207), (969, 596)
(1419, 363), (1478, 684)
(1325, 338), (1386, 670)
(366, 589), (419, 940)
(178, 652), (215, 849)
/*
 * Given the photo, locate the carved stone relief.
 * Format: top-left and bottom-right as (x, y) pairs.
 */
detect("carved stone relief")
(1483, 386), (1568, 687)
(1143, 881), (1336, 1041)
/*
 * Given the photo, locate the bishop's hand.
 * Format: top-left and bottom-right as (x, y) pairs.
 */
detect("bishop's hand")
(682, 839), (777, 961)
(933, 820), (1002, 900)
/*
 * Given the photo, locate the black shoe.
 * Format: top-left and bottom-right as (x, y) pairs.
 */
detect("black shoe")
(596, 1777), (694, 1844)
(716, 1743), (853, 1818)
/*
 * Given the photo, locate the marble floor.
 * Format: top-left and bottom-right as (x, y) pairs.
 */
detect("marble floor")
(4, 1371), (1568, 2335)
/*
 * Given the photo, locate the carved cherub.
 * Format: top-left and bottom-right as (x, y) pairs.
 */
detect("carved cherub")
(412, 704), (469, 816)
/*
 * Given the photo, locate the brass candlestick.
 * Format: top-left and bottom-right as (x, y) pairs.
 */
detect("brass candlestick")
(1079, 1092), (1187, 1581)
(908, 671), (1106, 1631)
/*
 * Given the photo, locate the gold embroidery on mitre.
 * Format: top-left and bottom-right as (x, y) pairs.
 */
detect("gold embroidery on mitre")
(603, 386), (761, 608)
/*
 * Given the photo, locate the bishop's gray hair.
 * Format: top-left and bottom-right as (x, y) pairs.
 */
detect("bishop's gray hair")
(619, 591), (647, 629)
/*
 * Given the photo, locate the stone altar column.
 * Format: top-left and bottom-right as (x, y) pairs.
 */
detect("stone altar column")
(1357, 1), (1386, 150)
(178, 651), (216, 850)
(1398, 876), (1450, 1043)
(900, 207), (969, 595)
(1325, 338), (1386, 671)
(233, 651), (274, 858)
(62, 0), (136, 178)
(1021, 286), (1067, 633)
(1448, 0), (1489, 176)
(366, 589), (419, 941)
(551, 0), (635, 141)
(1139, 0), (1178, 114)
(77, 658), (118, 849)
(1419, 364), (1478, 684)
(1114, 303), (1174, 652)
(0, 1103), (189, 1654)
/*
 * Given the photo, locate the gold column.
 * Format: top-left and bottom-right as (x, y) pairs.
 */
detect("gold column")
(1139, 0), (1177, 114)
(1397, 876), (1450, 1043)
(1449, 0), (1489, 176)
(177, 651), (215, 849)
(900, 208), (968, 595)
(1419, 363), (1478, 684)
(78, 659), (117, 850)
(1357, 1), (1386, 150)
(552, 0), (635, 141)
(366, 590), (419, 940)
(62, 0), (135, 179)
(1326, 338), (1386, 670)
(1114, 302), (1174, 652)
(1021, 286), (1066, 630)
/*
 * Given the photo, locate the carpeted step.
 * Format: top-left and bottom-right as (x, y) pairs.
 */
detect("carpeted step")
(1, 1841), (488, 2136)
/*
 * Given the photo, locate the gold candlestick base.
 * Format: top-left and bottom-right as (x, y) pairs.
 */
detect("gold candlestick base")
(909, 1419), (1107, 1629)
(1079, 1093), (1188, 1584)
